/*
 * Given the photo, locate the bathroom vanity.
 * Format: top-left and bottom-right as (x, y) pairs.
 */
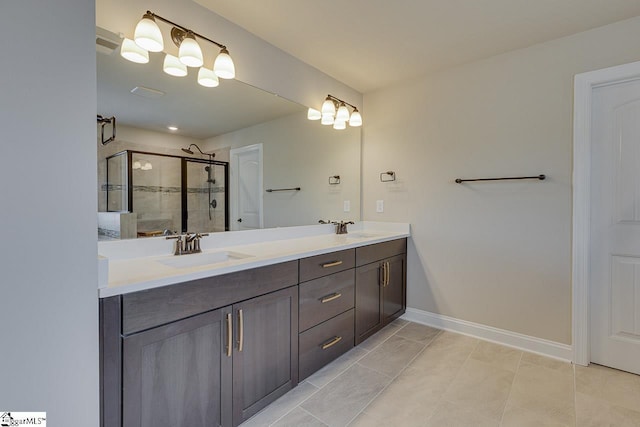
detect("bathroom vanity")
(99, 223), (408, 427)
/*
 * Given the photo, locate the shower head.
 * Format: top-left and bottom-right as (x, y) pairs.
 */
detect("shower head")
(181, 143), (215, 158)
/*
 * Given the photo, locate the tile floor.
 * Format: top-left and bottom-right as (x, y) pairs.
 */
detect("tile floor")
(241, 320), (640, 427)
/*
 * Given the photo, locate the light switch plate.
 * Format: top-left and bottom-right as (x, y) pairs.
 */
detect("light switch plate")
(376, 200), (384, 213)
(344, 200), (351, 212)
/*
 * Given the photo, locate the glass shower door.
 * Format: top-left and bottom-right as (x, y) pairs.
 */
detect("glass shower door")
(185, 159), (228, 233)
(131, 153), (182, 237)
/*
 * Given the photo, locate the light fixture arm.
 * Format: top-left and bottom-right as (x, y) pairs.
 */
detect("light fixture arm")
(326, 94), (359, 111)
(145, 10), (227, 50)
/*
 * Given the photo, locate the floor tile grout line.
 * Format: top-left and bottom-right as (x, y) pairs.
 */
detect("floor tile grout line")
(305, 346), (371, 389)
(498, 350), (523, 426)
(290, 326), (408, 426)
(344, 330), (443, 426)
(422, 336), (481, 425)
(299, 406), (329, 427)
(263, 383), (323, 427)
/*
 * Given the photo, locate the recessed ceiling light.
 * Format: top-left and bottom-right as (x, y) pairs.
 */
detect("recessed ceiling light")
(167, 126), (178, 131)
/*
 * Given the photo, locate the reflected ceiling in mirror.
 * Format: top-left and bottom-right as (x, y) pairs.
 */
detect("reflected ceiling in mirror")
(97, 42), (303, 139)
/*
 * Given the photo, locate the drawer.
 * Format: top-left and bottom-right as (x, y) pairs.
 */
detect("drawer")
(299, 309), (355, 380)
(356, 238), (407, 267)
(299, 249), (355, 282)
(299, 269), (355, 332)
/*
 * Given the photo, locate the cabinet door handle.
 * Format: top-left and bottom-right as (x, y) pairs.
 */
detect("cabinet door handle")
(237, 309), (244, 352)
(385, 261), (390, 287)
(320, 292), (342, 303)
(321, 336), (342, 350)
(322, 260), (343, 268)
(381, 262), (387, 287)
(226, 313), (232, 357)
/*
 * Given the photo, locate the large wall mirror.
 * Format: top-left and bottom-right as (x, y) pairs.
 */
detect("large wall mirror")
(97, 28), (361, 240)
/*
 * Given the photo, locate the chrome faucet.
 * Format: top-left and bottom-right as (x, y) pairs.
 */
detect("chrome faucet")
(166, 232), (210, 255)
(332, 221), (354, 235)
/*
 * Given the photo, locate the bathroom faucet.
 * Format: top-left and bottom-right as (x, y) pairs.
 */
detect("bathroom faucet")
(167, 232), (210, 255)
(332, 221), (354, 235)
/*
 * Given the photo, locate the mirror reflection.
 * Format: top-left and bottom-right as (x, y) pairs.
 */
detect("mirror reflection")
(96, 32), (361, 240)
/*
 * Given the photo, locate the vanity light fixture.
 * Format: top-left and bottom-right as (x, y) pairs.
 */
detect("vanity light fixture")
(120, 38), (149, 64)
(122, 10), (236, 86)
(309, 94), (362, 130)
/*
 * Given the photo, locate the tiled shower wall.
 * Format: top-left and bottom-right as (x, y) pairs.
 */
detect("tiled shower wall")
(186, 161), (227, 233)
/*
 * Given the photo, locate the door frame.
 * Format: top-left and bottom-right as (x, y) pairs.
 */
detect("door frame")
(230, 143), (264, 231)
(572, 60), (640, 366)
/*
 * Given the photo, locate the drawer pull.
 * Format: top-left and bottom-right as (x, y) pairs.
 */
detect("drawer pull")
(320, 292), (342, 304)
(322, 260), (343, 268)
(321, 336), (342, 350)
(226, 313), (232, 357)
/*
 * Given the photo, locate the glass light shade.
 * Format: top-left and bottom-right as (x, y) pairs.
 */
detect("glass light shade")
(336, 103), (350, 121)
(213, 48), (235, 79)
(333, 120), (347, 130)
(132, 161), (142, 170)
(178, 35), (204, 67)
(197, 67), (219, 87)
(163, 54), (188, 77)
(142, 162), (153, 170)
(134, 15), (164, 52)
(120, 38), (149, 64)
(307, 108), (321, 120)
(321, 98), (336, 116)
(349, 110), (363, 127)
(321, 114), (335, 126)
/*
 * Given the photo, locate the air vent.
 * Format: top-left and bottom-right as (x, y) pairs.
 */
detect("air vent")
(96, 26), (121, 55)
(131, 86), (165, 99)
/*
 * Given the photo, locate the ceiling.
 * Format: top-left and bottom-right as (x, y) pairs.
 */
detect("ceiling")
(194, 0), (640, 93)
(97, 38), (302, 140)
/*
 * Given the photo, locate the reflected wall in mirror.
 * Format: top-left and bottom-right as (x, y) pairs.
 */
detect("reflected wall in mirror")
(97, 28), (361, 240)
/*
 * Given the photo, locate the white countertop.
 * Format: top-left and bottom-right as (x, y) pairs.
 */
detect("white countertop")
(98, 221), (410, 297)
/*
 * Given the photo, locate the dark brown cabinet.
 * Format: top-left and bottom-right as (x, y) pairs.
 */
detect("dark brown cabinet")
(122, 307), (232, 427)
(101, 239), (407, 427)
(297, 250), (356, 380)
(101, 261), (299, 427)
(232, 286), (298, 426)
(355, 240), (407, 345)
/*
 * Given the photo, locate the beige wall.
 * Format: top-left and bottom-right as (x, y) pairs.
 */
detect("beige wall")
(362, 16), (640, 344)
(205, 111), (361, 227)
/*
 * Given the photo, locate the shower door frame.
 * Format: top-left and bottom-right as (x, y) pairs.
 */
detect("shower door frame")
(182, 156), (230, 233)
(105, 149), (229, 235)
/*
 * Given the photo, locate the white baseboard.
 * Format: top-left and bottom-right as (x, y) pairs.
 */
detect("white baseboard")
(401, 308), (573, 362)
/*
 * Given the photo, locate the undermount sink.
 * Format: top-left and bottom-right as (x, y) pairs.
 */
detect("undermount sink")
(156, 251), (254, 269)
(343, 232), (381, 239)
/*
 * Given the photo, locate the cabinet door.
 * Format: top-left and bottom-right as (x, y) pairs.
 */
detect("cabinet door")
(122, 307), (232, 427)
(355, 261), (383, 344)
(383, 254), (406, 325)
(232, 286), (298, 426)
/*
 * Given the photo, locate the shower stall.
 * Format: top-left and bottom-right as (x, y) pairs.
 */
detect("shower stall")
(104, 150), (229, 237)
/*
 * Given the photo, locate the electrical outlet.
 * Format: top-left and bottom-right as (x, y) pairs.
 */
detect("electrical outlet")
(343, 200), (351, 212)
(376, 200), (384, 213)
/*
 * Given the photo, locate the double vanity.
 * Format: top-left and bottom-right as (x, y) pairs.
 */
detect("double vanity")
(99, 222), (409, 427)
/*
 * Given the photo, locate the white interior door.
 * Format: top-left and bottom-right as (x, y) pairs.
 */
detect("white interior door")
(590, 78), (640, 375)
(230, 144), (263, 231)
